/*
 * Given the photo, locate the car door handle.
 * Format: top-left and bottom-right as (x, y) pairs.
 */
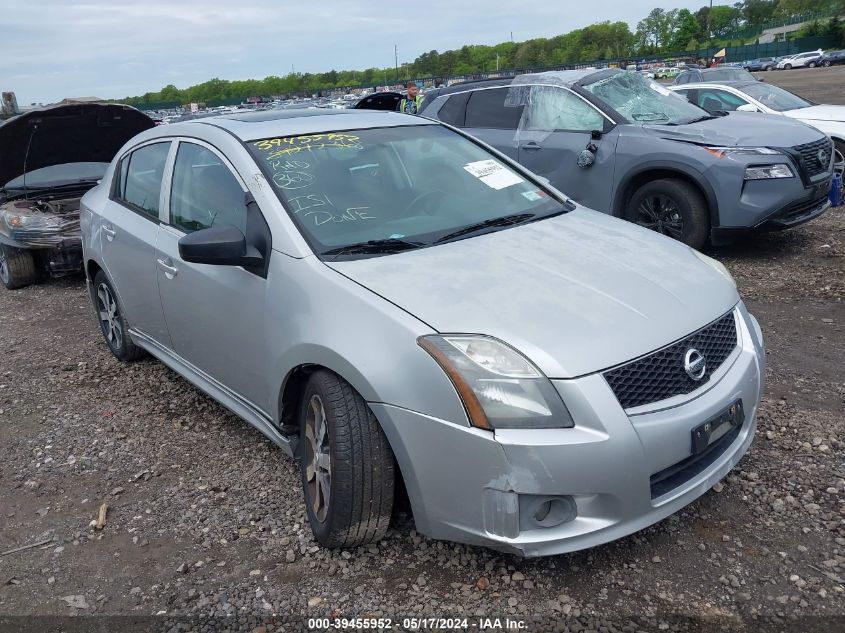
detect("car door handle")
(156, 258), (178, 278)
(102, 225), (116, 241)
(522, 142), (542, 151)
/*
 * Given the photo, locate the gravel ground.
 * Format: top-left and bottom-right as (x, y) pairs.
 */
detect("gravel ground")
(751, 65), (845, 106)
(0, 208), (843, 633)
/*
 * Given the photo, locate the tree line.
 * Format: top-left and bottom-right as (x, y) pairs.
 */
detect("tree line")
(123, 0), (845, 107)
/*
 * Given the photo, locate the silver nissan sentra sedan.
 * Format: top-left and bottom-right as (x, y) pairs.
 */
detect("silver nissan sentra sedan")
(79, 109), (764, 556)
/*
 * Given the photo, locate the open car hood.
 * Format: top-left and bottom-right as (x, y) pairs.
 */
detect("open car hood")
(0, 103), (154, 188)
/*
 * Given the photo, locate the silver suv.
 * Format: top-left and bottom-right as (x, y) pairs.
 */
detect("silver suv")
(81, 110), (764, 555)
(421, 70), (833, 249)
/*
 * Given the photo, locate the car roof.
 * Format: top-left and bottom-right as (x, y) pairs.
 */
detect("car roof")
(160, 109), (436, 142)
(429, 68), (611, 98)
(670, 81), (760, 90)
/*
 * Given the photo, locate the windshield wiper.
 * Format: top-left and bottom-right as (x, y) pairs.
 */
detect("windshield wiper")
(322, 238), (427, 260)
(433, 212), (536, 244)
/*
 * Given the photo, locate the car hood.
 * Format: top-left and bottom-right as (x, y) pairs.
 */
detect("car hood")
(648, 111), (824, 147)
(783, 104), (845, 122)
(327, 209), (739, 378)
(0, 103), (154, 188)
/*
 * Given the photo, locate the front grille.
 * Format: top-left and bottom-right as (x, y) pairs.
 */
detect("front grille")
(603, 312), (738, 410)
(780, 192), (829, 223)
(792, 137), (833, 179)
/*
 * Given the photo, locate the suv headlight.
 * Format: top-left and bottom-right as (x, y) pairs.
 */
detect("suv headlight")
(692, 250), (735, 287)
(744, 164), (793, 179)
(418, 335), (573, 430)
(704, 146), (781, 158)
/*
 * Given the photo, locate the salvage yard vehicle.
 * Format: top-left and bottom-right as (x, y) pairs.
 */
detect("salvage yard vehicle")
(420, 69), (834, 249)
(0, 103), (153, 289)
(669, 81), (845, 177)
(81, 109), (765, 556)
(671, 67), (758, 85)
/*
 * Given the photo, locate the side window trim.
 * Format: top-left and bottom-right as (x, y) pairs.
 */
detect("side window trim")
(165, 138), (251, 235)
(110, 139), (173, 223)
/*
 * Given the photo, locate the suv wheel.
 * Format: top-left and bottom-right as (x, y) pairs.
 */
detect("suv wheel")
(299, 370), (394, 548)
(627, 179), (709, 249)
(765, 65), (773, 71)
(0, 245), (38, 290)
(93, 270), (145, 361)
(808, 62), (817, 69)
(823, 60), (832, 68)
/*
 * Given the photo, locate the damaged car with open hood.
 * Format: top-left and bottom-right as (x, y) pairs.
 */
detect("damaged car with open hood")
(0, 103), (153, 289)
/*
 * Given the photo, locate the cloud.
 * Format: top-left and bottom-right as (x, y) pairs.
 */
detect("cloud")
(2, 0), (714, 104)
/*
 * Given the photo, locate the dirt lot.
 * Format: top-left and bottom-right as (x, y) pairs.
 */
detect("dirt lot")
(0, 204), (842, 632)
(752, 65), (845, 105)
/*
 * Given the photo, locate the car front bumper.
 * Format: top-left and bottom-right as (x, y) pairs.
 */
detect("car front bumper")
(372, 305), (764, 556)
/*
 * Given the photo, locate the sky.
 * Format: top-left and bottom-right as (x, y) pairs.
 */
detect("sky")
(2, 0), (725, 104)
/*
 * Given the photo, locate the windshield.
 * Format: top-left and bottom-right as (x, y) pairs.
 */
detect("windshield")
(741, 82), (812, 112)
(583, 72), (707, 125)
(4, 162), (108, 190)
(248, 125), (567, 259)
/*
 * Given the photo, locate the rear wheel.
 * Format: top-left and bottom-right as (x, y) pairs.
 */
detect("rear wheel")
(823, 60), (832, 68)
(765, 65), (773, 71)
(93, 270), (145, 361)
(0, 245), (38, 290)
(834, 139), (845, 178)
(298, 370), (394, 548)
(626, 179), (709, 249)
(808, 62), (817, 69)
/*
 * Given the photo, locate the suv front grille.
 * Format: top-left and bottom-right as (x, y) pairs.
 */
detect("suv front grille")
(603, 312), (738, 410)
(792, 137), (833, 179)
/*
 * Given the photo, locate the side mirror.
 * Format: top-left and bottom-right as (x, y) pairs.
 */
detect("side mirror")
(736, 104), (759, 113)
(178, 225), (264, 267)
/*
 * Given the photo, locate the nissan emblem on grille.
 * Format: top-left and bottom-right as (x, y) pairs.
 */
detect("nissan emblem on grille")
(818, 148), (829, 166)
(684, 348), (706, 381)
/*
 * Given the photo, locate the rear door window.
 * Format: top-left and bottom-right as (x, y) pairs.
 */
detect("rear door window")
(168, 142), (248, 234)
(115, 142), (171, 220)
(465, 88), (523, 129)
(437, 92), (470, 127)
(696, 88), (750, 113)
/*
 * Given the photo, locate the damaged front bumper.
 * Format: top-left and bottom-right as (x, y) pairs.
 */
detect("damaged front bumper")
(371, 306), (764, 556)
(0, 198), (83, 275)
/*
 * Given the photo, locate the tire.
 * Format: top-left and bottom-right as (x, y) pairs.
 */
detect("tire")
(0, 245), (38, 290)
(765, 65), (773, 71)
(298, 370), (394, 548)
(92, 270), (145, 361)
(834, 139), (845, 179)
(784, 64), (792, 70)
(823, 60), (831, 68)
(808, 62), (817, 69)
(626, 179), (709, 249)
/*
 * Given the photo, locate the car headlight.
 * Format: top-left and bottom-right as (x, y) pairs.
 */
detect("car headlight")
(704, 146), (781, 158)
(692, 250), (735, 287)
(744, 164), (793, 180)
(418, 335), (573, 430)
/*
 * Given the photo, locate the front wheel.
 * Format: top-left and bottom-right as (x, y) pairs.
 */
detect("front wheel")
(626, 179), (709, 249)
(299, 370), (394, 548)
(834, 139), (845, 178)
(0, 245), (38, 290)
(784, 64), (792, 70)
(823, 60), (831, 68)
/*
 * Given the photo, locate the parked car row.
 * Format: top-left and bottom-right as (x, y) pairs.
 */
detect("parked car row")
(419, 69), (834, 249)
(3, 66), (830, 557)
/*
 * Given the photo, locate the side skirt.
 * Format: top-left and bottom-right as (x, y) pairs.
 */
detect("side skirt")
(127, 328), (297, 457)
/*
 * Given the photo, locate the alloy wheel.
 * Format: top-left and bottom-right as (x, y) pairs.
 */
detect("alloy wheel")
(636, 195), (684, 239)
(96, 282), (123, 349)
(305, 394), (331, 523)
(834, 146), (845, 178)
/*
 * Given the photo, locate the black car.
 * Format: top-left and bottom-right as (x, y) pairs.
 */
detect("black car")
(0, 103), (153, 289)
(743, 57), (776, 72)
(822, 50), (845, 66)
(672, 67), (759, 85)
(354, 92), (404, 111)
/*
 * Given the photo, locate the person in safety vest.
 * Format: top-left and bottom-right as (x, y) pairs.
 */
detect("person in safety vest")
(398, 81), (423, 114)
